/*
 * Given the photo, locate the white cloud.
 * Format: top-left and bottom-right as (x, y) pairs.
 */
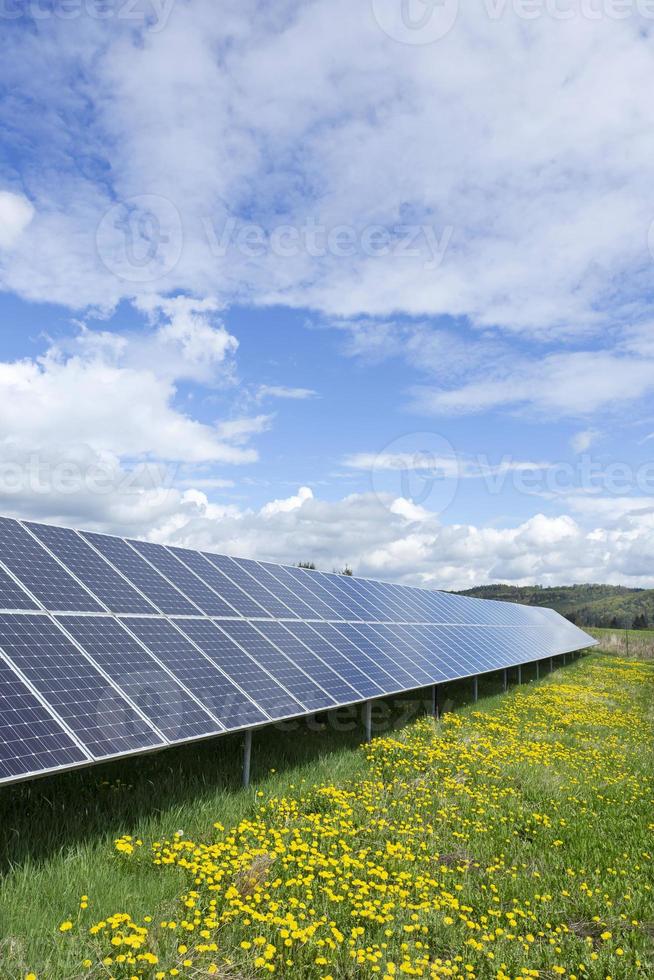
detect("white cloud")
(2, 4), (654, 340)
(260, 485), (314, 517)
(570, 429), (599, 453)
(0, 191), (34, 249)
(256, 385), (318, 401)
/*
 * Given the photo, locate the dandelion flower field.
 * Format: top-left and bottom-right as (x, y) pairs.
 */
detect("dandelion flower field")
(2, 654), (652, 979)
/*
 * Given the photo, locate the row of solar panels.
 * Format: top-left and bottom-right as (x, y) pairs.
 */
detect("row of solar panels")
(0, 516), (556, 626)
(0, 516), (596, 786)
(0, 612), (592, 784)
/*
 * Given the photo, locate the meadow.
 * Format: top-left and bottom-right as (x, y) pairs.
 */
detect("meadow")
(0, 651), (651, 980)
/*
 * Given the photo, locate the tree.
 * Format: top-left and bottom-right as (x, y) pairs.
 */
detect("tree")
(297, 561), (316, 570)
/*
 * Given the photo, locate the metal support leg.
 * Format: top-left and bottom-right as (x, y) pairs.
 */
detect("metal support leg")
(242, 730), (252, 789)
(517, 664), (522, 685)
(431, 684), (439, 719)
(503, 668), (508, 692)
(363, 701), (372, 743)
(563, 652), (567, 665)
(550, 657), (554, 671)
(472, 675), (478, 702)
(535, 660), (540, 680)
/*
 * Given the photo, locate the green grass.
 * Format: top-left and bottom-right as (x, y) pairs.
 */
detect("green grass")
(0, 653), (652, 979)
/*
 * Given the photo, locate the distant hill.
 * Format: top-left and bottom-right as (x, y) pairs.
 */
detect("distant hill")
(454, 583), (654, 629)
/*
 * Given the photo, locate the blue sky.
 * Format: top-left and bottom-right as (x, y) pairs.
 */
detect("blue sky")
(1, 1), (654, 587)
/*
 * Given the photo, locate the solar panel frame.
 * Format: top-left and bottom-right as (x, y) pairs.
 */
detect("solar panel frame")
(121, 616), (269, 731)
(57, 615), (224, 744)
(26, 522), (157, 615)
(204, 555), (299, 620)
(0, 518), (104, 614)
(169, 548), (272, 619)
(80, 532), (200, 616)
(0, 613), (164, 760)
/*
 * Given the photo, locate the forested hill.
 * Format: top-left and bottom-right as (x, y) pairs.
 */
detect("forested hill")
(454, 583), (654, 629)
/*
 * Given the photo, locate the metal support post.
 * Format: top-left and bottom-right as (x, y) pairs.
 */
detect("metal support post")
(431, 684), (439, 719)
(535, 660), (540, 680)
(502, 668), (508, 692)
(363, 700), (372, 742)
(517, 664), (522, 684)
(242, 729), (252, 789)
(472, 675), (478, 702)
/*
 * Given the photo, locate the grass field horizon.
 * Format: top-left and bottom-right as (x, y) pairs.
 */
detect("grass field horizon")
(1, 648), (652, 979)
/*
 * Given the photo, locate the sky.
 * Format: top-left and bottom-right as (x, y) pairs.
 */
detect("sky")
(1, 0), (654, 589)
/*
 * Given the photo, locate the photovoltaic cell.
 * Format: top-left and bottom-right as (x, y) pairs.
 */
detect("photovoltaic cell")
(123, 617), (267, 730)
(0, 518), (103, 613)
(58, 616), (221, 743)
(0, 656), (88, 780)
(0, 564), (40, 611)
(255, 621), (360, 704)
(128, 539), (239, 618)
(232, 558), (322, 619)
(176, 619), (305, 721)
(218, 620), (335, 712)
(204, 555), (296, 619)
(27, 522), (156, 615)
(169, 548), (269, 619)
(81, 532), (198, 615)
(0, 614), (162, 758)
(281, 621), (383, 699)
(260, 563), (338, 620)
(337, 623), (423, 690)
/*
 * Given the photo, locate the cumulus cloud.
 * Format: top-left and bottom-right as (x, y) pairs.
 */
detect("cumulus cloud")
(0, 191), (34, 249)
(2, 2), (654, 340)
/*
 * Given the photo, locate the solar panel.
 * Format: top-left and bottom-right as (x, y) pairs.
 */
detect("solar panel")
(218, 620), (336, 712)
(0, 516), (597, 786)
(0, 655), (88, 779)
(204, 555), (297, 619)
(57, 616), (222, 743)
(0, 614), (162, 759)
(0, 518), (103, 613)
(81, 532), (198, 615)
(122, 617), (267, 730)
(0, 564), (40, 612)
(169, 547), (270, 618)
(175, 619), (305, 721)
(27, 522), (156, 615)
(128, 540), (239, 618)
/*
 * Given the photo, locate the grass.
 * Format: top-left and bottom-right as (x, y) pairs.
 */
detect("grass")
(0, 653), (652, 979)
(587, 627), (654, 661)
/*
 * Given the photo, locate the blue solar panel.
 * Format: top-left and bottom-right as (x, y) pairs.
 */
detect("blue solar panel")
(0, 564), (40, 611)
(0, 614), (162, 758)
(282, 567), (352, 620)
(281, 621), (383, 699)
(260, 563), (339, 620)
(337, 623), (424, 690)
(128, 540), (239, 618)
(81, 533), (198, 615)
(255, 621), (360, 704)
(218, 620), (335, 712)
(27, 522), (156, 615)
(204, 555), (296, 619)
(0, 518), (103, 613)
(169, 548), (270, 618)
(311, 623), (396, 695)
(0, 656), (88, 780)
(175, 619), (304, 721)
(122, 617), (267, 730)
(232, 558), (322, 619)
(58, 616), (222, 743)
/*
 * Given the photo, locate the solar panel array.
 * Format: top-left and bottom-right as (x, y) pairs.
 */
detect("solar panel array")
(0, 516), (596, 785)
